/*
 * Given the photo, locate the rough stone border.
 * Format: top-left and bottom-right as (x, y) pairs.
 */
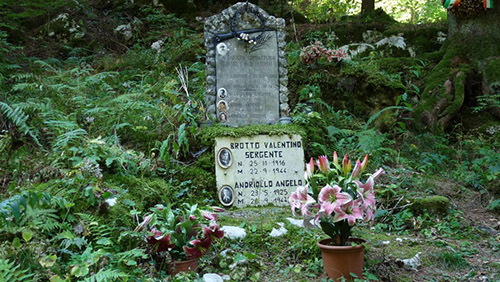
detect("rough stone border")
(204, 2), (289, 121)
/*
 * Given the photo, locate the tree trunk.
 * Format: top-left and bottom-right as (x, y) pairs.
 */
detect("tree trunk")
(361, 0), (375, 14)
(415, 0), (500, 132)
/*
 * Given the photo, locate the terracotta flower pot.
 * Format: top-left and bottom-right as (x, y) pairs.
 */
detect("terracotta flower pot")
(168, 258), (199, 275)
(317, 238), (366, 281)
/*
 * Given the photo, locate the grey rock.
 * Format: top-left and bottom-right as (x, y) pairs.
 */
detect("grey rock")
(203, 273), (223, 282)
(221, 226), (246, 239)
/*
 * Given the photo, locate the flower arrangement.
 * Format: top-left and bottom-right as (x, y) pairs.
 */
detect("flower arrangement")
(290, 153), (384, 246)
(300, 41), (346, 65)
(135, 203), (224, 261)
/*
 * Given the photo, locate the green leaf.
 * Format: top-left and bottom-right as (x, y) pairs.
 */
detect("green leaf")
(125, 260), (137, 266)
(49, 275), (69, 282)
(22, 230), (33, 242)
(122, 199), (135, 206)
(8, 201), (21, 222)
(234, 253), (246, 263)
(39, 254), (57, 267)
(96, 238), (112, 246)
(319, 219), (336, 239)
(243, 252), (258, 260)
(71, 265), (89, 277)
(12, 237), (21, 248)
(61, 230), (75, 239)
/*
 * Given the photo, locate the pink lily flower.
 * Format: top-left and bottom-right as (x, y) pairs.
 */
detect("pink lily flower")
(305, 157), (315, 179)
(189, 215), (196, 221)
(363, 207), (375, 222)
(333, 151), (339, 165)
(355, 179), (375, 209)
(202, 211), (217, 221)
(351, 159), (362, 180)
(289, 186), (315, 216)
(361, 154), (369, 172)
(301, 201), (320, 217)
(212, 207), (226, 213)
(318, 184), (353, 215)
(317, 155), (330, 173)
(371, 168), (385, 181)
(333, 200), (364, 226)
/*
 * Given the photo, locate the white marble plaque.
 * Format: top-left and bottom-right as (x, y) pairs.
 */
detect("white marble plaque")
(215, 134), (305, 207)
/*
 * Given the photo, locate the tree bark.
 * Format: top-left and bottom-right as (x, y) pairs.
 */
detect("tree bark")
(415, 0), (500, 132)
(361, 0), (375, 14)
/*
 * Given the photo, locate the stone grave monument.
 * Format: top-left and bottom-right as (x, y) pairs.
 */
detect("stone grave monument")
(204, 2), (289, 126)
(205, 2), (303, 207)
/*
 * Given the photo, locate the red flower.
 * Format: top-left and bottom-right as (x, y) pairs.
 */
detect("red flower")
(146, 228), (175, 252)
(183, 237), (212, 258)
(203, 223), (224, 240)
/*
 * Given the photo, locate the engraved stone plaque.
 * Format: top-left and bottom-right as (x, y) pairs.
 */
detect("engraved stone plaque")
(215, 135), (305, 207)
(215, 31), (279, 126)
(204, 2), (290, 124)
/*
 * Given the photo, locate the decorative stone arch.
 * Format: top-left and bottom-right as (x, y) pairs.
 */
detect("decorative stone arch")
(204, 2), (289, 125)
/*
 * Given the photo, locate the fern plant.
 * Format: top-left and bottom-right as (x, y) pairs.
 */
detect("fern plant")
(0, 102), (42, 147)
(0, 259), (33, 282)
(82, 269), (128, 282)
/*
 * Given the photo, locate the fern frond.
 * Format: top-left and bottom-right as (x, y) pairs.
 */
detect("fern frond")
(0, 190), (70, 223)
(0, 101), (42, 147)
(52, 128), (87, 151)
(0, 259), (33, 282)
(22, 207), (61, 232)
(82, 268), (127, 282)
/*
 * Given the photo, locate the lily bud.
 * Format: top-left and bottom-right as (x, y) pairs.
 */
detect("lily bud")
(333, 151), (338, 165)
(351, 159), (362, 180)
(361, 154), (369, 172)
(318, 155), (330, 173)
(342, 154), (348, 171)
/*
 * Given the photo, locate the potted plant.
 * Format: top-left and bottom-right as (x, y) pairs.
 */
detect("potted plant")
(135, 203), (225, 275)
(289, 152), (384, 281)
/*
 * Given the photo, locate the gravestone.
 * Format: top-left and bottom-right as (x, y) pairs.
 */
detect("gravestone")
(204, 2), (289, 126)
(215, 134), (305, 207)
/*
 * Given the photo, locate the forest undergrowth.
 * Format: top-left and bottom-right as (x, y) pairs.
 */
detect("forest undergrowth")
(0, 1), (499, 281)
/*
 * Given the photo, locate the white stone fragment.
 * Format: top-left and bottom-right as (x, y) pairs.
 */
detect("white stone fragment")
(221, 226), (246, 239)
(203, 273), (223, 282)
(395, 237), (403, 243)
(286, 217), (303, 228)
(269, 222), (287, 237)
(221, 275), (231, 281)
(105, 197), (117, 207)
(398, 252), (421, 270)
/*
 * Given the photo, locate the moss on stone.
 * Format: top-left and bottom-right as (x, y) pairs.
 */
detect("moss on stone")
(106, 175), (176, 211)
(442, 71), (467, 116)
(199, 124), (307, 148)
(177, 160), (216, 196)
(484, 57), (500, 83)
(410, 196), (450, 215)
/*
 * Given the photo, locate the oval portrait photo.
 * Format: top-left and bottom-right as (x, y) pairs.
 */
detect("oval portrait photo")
(218, 88), (227, 99)
(217, 147), (233, 168)
(218, 185), (234, 206)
